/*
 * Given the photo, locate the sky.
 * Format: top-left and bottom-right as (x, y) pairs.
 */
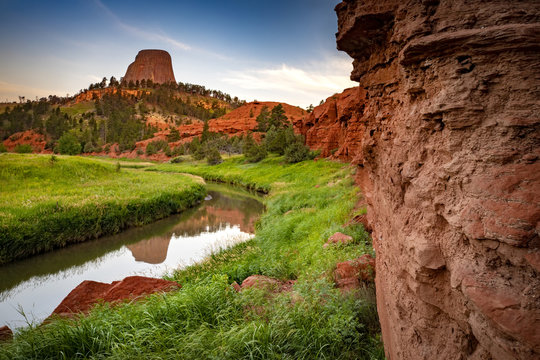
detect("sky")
(0, 0), (355, 108)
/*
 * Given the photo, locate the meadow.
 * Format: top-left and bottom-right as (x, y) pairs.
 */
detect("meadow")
(0, 155), (383, 359)
(0, 154), (205, 264)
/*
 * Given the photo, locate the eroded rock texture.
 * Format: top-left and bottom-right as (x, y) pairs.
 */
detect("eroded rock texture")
(304, 1), (540, 359)
(123, 49), (176, 84)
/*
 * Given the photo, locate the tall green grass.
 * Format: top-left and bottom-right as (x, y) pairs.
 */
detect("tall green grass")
(0, 155), (383, 359)
(0, 154), (205, 264)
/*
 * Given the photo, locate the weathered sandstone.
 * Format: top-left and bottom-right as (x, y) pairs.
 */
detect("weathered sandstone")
(298, 1), (540, 358)
(123, 49), (176, 84)
(51, 276), (179, 317)
(334, 254), (376, 291)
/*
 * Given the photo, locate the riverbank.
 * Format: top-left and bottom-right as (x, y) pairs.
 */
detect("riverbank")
(1, 155), (383, 359)
(0, 154), (206, 264)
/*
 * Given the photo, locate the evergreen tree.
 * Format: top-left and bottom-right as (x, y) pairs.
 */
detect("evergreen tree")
(57, 132), (81, 155)
(255, 106), (270, 132)
(269, 104), (288, 128)
(201, 120), (210, 143)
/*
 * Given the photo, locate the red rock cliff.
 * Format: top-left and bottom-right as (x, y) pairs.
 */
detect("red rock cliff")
(123, 49), (176, 84)
(307, 1), (540, 359)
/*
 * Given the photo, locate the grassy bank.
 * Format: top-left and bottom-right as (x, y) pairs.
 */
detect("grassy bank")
(1, 155), (383, 359)
(0, 154), (206, 264)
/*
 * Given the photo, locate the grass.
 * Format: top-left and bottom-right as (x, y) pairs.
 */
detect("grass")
(0, 153), (206, 264)
(59, 101), (95, 116)
(0, 155), (383, 359)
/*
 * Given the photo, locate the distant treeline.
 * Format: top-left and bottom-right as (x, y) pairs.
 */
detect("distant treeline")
(87, 76), (246, 108)
(0, 78), (247, 153)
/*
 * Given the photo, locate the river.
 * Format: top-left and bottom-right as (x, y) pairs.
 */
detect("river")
(0, 184), (264, 329)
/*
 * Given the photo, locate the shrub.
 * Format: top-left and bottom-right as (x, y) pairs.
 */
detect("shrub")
(167, 127), (180, 142)
(242, 133), (267, 163)
(192, 145), (206, 160)
(164, 146), (172, 157)
(284, 141), (310, 163)
(170, 156), (184, 164)
(145, 139), (168, 156)
(206, 147), (222, 165)
(57, 133), (82, 155)
(172, 145), (185, 156)
(0, 143), (7, 153)
(83, 142), (95, 153)
(14, 144), (33, 153)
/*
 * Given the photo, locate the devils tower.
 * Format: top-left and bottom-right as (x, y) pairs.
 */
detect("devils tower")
(123, 49), (176, 84)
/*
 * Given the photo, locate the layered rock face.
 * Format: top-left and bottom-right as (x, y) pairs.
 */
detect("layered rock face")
(313, 1), (540, 359)
(295, 87), (364, 160)
(123, 50), (176, 84)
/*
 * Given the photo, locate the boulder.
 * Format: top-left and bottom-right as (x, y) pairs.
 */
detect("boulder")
(51, 276), (180, 317)
(323, 232), (353, 248)
(0, 326), (13, 342)
(334, 254), (375, 291)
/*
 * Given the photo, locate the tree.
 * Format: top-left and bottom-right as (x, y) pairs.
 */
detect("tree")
(306, 104), (314, 113)
(284, 141), (310, 163)
(57, 132), (81, 155)
(100, 77), (108, 89)
(255, 106), (270, 132)
(201, 120), (210, 142)
(265, 126), (298, 155)
(206, 147), (222, 165)
(242, 133), (267, 163)
(167, 127), (180, 142)
(109, 76), (119, 87)
(269, 104), (288, 128)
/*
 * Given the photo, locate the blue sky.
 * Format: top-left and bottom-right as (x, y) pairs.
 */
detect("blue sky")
(0, 0), (355, 108)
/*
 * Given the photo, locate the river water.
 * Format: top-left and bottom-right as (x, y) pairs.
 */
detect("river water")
(0, 184), (264, 329)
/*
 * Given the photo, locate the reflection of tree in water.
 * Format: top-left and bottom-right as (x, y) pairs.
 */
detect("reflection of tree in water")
(127, 190), (264, 264)
(0, 187), (264, 297)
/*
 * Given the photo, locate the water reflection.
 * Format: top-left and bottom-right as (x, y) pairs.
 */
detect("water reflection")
(0, 184), (264, 329)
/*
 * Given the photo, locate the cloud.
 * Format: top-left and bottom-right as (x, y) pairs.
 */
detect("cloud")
(222, 56), (356, 107)
(93, 0), (191, 51)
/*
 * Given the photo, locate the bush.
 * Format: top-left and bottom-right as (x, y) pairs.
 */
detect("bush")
(206, 147), (222, 165)
(83, 142), (95, 153)
(167, 127), (180, 142)
(170, 156), (184, 164)
(192, 145), (206, 160)
(284, 141), (311, 163)
(172, 145), (185, 156)
(14, 144), (33, 153)
(0, 143), (7, 153)
(145, 139), (168, 156)
(242, 133), (267, 163)
(57, 132), (82, 155)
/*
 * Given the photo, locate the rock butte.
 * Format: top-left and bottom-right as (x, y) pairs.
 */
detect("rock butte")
(123, 49), (176, 84)
(296, 0), (540, 358)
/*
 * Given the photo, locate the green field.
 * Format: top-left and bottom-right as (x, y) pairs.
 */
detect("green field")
(0, 155), (382, 359)
(0, 154), (206, 264)
(59, 101), (95, 116)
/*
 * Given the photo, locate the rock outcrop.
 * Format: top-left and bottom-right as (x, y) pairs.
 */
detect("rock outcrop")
(2, 129), (48, 153)
(300, 1), (540, 359)
(123, 50), (176, 84)
(334, 254), (376, 291)
(295, 87), (364, 161)
(51, 276), (179, 317)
